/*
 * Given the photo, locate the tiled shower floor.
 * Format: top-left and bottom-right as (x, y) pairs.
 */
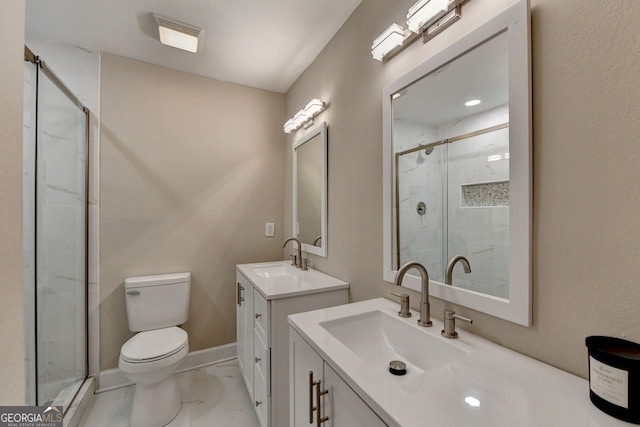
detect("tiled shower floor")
(79, 359), (260, 427)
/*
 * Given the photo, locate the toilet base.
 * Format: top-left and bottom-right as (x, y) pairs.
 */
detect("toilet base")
(130, 374), (181, 427)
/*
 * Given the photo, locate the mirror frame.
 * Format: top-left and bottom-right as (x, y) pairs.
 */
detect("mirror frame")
(293, 121), (328, 257)
(382, 0), (532, 326)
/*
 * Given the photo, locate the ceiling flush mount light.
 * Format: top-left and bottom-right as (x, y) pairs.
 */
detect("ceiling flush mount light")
(284, 98), (327, 134)
(465, 99), (482, 107)
(407, 0), (449, 33)
(153, 13), (204, 53)
(464, 396), (481, 408)
(371, 23), (405, 62)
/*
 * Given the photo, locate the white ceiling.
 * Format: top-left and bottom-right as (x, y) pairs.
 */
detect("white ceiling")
(394, 31), (508, 127)
(25, 0), (362, 94)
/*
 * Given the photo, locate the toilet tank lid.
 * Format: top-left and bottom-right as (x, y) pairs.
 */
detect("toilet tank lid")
(125, 272), (191, 289)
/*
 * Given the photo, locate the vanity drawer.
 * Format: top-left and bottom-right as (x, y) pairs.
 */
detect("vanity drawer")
(253, 332), (270, 386)
(254, 292), (269, 345)
(253, 359), (269, 427)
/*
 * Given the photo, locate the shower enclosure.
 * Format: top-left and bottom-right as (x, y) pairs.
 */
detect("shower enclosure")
(23, 46), (89, 410)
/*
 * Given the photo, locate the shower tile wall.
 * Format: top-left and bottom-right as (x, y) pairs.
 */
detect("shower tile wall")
(445, 106), (509, 298)
(36, 75), (87, 403)
(395, 120), (444, 281)
(395, 105), (509, 297)
(23, 60), (37, 405)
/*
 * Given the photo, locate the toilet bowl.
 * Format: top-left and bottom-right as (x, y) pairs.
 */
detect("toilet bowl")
(119, 272), (191, 427)
(119, 327), (189, 427)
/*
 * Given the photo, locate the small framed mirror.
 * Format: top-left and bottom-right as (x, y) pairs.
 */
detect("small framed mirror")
(293, 122), (327, 257)
(382, 1), (531, 325)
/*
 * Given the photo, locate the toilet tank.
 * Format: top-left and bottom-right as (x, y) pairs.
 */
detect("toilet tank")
(124, 272), (191, 332)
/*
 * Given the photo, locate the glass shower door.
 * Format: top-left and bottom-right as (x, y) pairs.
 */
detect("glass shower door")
(34, 64), (88, 407)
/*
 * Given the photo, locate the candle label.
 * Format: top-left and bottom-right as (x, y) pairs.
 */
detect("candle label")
(590, 356), (629, 409)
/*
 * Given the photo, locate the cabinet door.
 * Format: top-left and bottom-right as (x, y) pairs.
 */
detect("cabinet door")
(322, 363), (387, 427)
(236, 274), (254, 398)
(290, 329), (323, 427)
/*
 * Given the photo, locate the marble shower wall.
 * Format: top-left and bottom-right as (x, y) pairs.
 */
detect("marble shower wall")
(395, 105), (509, 297)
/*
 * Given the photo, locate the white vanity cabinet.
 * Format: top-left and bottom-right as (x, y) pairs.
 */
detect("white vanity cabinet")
(290, 329), (387, 427)
(236, 262), (349, 427)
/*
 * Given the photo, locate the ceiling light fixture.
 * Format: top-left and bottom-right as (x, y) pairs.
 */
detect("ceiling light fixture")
(465, 396), (481, 408)
(371, 23), (405, 62)
(407, 0), (449, 33)
(284, 99), (327, 134)
(153, 13), (204, 53)
(465, 99), (482, 107)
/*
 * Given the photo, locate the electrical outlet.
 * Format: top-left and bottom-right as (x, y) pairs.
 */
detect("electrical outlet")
(265, 222), (275, 237)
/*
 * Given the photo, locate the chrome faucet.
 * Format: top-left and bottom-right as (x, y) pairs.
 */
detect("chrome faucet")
(445, 256), (471, 286)
(283, 237), (306, 270)
(394, 262), (432, 327)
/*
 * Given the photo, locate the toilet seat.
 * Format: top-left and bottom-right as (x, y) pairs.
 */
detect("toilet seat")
(121, 326), (188, 363)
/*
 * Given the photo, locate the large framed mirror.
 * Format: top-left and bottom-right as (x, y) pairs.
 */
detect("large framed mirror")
(382, 1), (531, 325)
(293, 122), (327, 257)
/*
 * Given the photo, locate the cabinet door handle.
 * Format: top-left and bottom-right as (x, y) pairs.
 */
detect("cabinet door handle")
(255, 400), (261, 407)
(237, 282), (245, 306)
(309, 371), (317, 424)
(315, 379), (329, 426)
(255, 313), (262, 319)
(255, 357), (261, 363)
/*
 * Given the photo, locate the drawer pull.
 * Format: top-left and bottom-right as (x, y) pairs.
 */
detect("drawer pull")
(255, 400), (262, 407)
(315, 379), (329, 426)
(309, 371), (317, 424)
(255, 313), (262, 319)
(236, 282), (245, 306)
(255, 357), (261, 363)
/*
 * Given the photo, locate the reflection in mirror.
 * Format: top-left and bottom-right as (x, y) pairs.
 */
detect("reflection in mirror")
(394, 31), (509, 298)
(293, 122), (327, 257)
(383, 0), (531, 326)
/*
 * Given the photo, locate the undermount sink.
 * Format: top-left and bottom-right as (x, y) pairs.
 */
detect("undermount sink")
(320, 309), (465, 376)
(251, 263), (293, 278)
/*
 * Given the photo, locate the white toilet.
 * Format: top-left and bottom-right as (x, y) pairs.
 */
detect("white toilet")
(119, 272), (191, 427)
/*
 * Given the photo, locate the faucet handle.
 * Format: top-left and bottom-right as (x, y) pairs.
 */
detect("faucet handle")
(290, 254), (297, 266)
(390, 292), (412, 318)
(441, 309), (473, 339)
(301, 258), (309, 271)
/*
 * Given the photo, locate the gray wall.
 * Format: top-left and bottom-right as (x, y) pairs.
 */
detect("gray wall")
(99, 54), (286, 370)
(0, 0), (26, 404)
(283, 0), (640, 378)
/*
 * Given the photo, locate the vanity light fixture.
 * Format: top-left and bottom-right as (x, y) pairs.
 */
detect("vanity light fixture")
(153, 13), (204, 53)
(465, 99), (482, 107)
(283, 98), (327, 134)
(407, 0), (449, 33)
(372, 0), (468, 63)
(371, 23), (405, 62)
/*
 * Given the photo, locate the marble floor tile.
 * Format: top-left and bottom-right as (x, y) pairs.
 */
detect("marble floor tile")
(79, 359), (259, 427)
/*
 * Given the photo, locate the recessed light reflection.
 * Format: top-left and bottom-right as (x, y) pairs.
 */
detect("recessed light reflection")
(465, 396), (481, 408)
(465, 99), (481, 107)
(487, 154), (502, 162)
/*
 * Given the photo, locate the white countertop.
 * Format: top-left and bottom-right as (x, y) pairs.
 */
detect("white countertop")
(236, 261), (349, 300)
(288, 297), (634, 427)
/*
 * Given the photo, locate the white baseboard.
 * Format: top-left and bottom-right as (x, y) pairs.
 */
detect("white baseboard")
(96, 342), (237, 393)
